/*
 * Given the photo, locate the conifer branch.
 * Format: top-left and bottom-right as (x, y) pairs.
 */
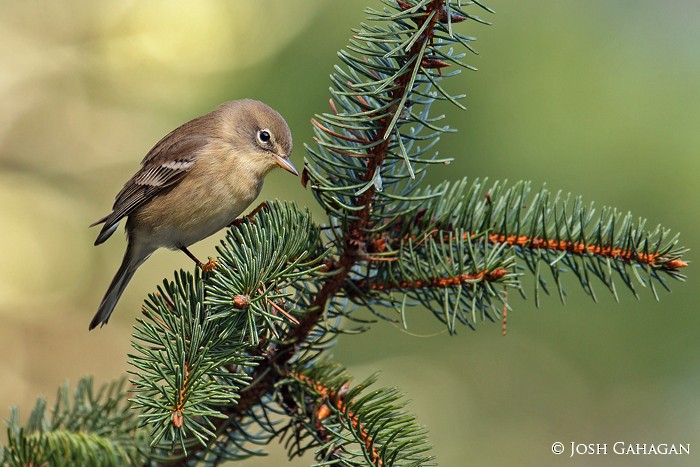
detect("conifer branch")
(376, 177), (688, 307)
(128, 202), (327, 460)
(2, 378), (148, 466)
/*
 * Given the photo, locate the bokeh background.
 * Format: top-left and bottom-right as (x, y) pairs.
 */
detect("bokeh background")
(1, 1), (698, 465)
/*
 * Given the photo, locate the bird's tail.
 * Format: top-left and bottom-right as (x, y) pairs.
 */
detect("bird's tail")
(89, 242), (147, 330)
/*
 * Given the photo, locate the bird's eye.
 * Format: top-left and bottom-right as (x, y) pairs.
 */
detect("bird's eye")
(257, 129), (271, 144)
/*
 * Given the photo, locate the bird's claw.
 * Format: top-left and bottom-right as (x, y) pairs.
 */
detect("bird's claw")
(199, 257), (218, 272)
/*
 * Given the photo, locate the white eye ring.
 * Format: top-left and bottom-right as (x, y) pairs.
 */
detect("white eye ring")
(257, 129), (272, 144)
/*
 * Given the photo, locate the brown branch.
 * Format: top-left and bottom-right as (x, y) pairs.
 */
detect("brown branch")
(375, 228), (688, 272)
(171, 362), (189, 429)
(485, 232), (688, 270)
(353, 267), (508, 293)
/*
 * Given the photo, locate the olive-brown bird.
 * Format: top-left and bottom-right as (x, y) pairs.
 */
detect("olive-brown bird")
(90, 99), (296, 330)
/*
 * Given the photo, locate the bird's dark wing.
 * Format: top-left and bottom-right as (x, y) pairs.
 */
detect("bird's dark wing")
(92, 130), (209, 245)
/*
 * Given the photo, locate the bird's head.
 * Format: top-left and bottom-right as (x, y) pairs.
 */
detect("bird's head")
(217, 99), (297, 177)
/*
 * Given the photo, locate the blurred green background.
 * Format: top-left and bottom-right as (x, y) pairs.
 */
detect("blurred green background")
(1, 1), (698, 465)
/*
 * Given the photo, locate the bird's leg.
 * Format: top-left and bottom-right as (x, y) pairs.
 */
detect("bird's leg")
(228, 201), (269, 228)
(179, 246), (218, 272)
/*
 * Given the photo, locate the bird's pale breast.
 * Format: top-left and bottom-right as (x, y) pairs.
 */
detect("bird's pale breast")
(131, 143), (263, 249)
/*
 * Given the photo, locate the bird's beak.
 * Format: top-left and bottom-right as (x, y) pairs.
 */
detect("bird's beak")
(274, 154), (299, 176)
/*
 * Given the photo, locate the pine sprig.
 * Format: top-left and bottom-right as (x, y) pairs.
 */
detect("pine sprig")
(181, 395), (284, 464)
(380, 177), (688, 308)
(127, 201), (328, 460)
(353, 229), (518, 332)
(129, 269), (256, 453)
(2, 378), (147, 466)
(278, 362), (435, 466)
(206, 201), (327, 345)
(304, 0), (487, 231)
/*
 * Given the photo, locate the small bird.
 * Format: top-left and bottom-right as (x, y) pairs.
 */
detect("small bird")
(90, 99), (297, 330)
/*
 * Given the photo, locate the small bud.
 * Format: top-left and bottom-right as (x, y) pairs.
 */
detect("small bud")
(421, 58), (450, 70)
(337, 381), (351, 399)
(666, 258), (688, 269)
(232, 294), (250, 309)
(316, 404), (331, 421)
(369, 236), (387, 253)
(438, 8), (468, 24)
(486, 268), (508, 281)
(172, 409), (184, 428)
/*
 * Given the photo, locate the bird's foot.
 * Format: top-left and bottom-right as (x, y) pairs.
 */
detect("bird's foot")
(199, 257), (218, 272)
